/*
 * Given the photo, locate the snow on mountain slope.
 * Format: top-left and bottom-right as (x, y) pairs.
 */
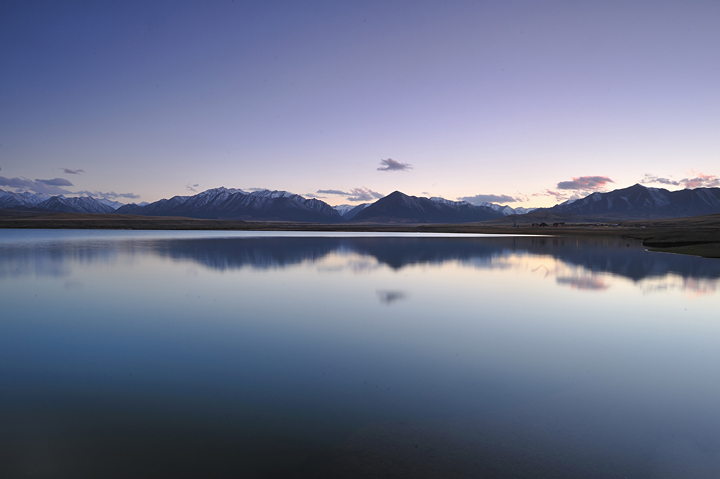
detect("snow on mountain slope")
(0, 189), (52, 208)
(95, 198), (124, 210)
(37, 196), (117, 214)
(429, 197), (472, 207)
(0, 189), (125, 212)
(335, 203), (370, 220)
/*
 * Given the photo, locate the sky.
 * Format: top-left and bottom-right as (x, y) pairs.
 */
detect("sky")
(1, 0), (719, 207)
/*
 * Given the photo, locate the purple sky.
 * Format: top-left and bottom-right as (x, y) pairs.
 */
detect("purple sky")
(1, 1), (719, 207)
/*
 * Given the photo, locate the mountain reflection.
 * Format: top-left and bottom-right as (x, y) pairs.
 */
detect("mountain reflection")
(2, 235), (719, 294)
(138, 236), (720, 283)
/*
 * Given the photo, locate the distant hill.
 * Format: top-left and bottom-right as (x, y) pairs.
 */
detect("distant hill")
(350, 191), (503, 223)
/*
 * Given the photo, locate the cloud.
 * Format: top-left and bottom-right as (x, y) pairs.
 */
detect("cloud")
(75, 190), (140, 199)
(556, 176), (614, 191)
(532, 189), (582, 203)
(36, 178), (74, 187)
(0, 176), (139, 199)
(247, 187), (268, 192)
(377, 158), (412, 172)
(317, 189), (350, 195)
(303, 193), (325, 198)
(347, 187), (384, 202)
(63, 168), (85, 175)
(641, 174), (679, 186)
(458, 193), (519, 204)
(641, 172), (720, 188)
(0, 176), (74, 195)
(186, 183), (199, 192)
(680, 173), (720, 188)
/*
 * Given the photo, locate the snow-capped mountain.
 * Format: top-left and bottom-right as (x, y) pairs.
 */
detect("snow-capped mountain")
(0, 189), (52, 208)
(36, 196), (117, 214)
(95, 198), (125, 210)
(333, 203), (370, 220)
(116, 187), (343, 223)
(0, 189), (126, 213)
(546, 184), (720, 219)
(477, 202), (536, 216)
(429, 197), (472, 207)
(428, 197), (535, 216)
(333, 204), (357, 216)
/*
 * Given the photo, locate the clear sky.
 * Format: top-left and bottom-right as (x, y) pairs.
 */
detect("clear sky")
(1, 0), (719, 207)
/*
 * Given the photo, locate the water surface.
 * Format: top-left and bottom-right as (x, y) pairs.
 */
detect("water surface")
(1, 230), (719, 478)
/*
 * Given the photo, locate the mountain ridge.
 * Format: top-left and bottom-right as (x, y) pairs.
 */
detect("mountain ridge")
(350, 191), (504, 223)
(4, 184), (720, 223)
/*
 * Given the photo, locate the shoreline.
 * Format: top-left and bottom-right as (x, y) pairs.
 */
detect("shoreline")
(1, 212), (719, 258)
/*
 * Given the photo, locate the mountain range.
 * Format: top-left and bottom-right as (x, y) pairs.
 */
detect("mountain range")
(3, 183), (720, 223)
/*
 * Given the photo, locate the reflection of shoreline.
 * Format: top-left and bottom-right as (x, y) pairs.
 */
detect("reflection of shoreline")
(2, 236), (719, 295)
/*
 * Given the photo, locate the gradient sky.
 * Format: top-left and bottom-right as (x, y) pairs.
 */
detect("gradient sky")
(1, 0), (719, 207)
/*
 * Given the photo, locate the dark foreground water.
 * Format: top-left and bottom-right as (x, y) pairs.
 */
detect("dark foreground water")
(1, 230), (720, 478)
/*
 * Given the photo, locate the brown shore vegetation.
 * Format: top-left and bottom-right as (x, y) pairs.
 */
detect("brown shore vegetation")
(1, 210), (719, 258)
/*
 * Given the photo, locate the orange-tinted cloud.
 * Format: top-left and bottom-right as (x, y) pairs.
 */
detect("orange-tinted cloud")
(681, 173), (720, 188)
(642, 172), (719, 189)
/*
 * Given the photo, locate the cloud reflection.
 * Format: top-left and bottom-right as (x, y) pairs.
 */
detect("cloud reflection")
(377, 290), (408, 305)
(556, 276), (609, 291)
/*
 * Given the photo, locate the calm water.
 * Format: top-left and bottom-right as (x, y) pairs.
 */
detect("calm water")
(1, 230), (720, 478)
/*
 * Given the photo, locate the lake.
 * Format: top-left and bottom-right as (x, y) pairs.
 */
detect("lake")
(1, 229), (720, 478)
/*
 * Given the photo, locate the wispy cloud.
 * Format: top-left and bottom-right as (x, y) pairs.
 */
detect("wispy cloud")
(303, 193), (325, 198)
(317, 189), (350, 195)
(0, 176), (74, 195)
(641, 174), (679, 186)
(319, 187), (383, 202)
(75, 190), (140, 199)
(377, 158), (412, 172)
(641, 172), (720, 188)
(63, 168), (85, 175)
(458, 193), (519, 204)
(557, 176), (614, 191)
(186, 183), (199, 192)
(347, 187), (384, 202)
(36, 178), (74, 187)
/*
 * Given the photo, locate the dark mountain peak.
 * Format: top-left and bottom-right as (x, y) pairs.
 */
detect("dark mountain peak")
(351, 191), (502, 223)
